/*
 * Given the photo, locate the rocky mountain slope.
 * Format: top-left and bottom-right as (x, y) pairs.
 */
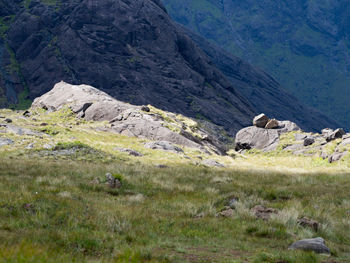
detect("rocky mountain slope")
(0, 0), (341, 135)
(0, 0), (256, 136)
(163, 0), (350, 130)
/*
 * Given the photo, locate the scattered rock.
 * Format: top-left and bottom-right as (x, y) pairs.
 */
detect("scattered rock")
(23, 111), (31, 117)
(26, 143), (35, 149)
(265, 119), (279, 129)
(194, 212), (205, 219)
(322, 128), (333, 137)
(304, 136), (315, 146)
(105, 173), (122, 189)
(288, 237), (330, 254)
(4, 118), (12, 123)
(328, 151), (347, 163)
(115, 147), (143, 157)
(326, 128), (345, 142)
(0, 138), (14, 147)
(297, 217), (319, 232)
(251, 205), (278, 220)
(156, 164), (169, 169)
(141, 106), (150, 112)
(201, 159), (225, 168)
(283, 144), (304, 152)
(6, 125), (43, 136)
(144, 141), (183, 153)
(228, 197), (239, 209)
(217, 207), (234, 217)
(40, 123), (49, 126)
(253, 113), (269, 128)
(277, 120), (301, 133)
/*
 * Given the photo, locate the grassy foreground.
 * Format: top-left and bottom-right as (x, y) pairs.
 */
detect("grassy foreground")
(0, 109), (350, 262)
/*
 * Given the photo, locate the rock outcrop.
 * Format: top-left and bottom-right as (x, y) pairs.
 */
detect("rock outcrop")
(235, 113), (300, 151)
(32, 82), (227, 154)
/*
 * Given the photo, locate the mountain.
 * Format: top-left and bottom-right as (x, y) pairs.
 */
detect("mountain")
(162, 0), (350, 130)
(0, 0), (339, 135)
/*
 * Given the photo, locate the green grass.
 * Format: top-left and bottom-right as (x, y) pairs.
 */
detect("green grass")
(1, 108), (350, 262)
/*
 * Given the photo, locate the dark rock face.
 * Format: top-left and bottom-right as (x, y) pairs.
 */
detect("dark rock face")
(163, 0), (350, 130)
(0, 0), (257, 135)
(180, 26), (341, 132)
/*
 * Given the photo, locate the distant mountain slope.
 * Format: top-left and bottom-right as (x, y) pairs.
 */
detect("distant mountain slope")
(181, 26), (340, 131)
(162, 0), (350, 130)
(0, 0), (340, 135)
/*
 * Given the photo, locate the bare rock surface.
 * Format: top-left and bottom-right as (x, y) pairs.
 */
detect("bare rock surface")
(0, 137), (14, 147)
(144, 141), (183, 153)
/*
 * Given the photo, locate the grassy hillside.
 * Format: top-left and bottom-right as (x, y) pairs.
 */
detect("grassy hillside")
(162, 0), (350, 130)
(1, 109), (350, 262)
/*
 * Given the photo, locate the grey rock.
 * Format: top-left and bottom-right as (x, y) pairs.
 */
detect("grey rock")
(265, 119), (279, 129)
(340, 137), (350, 147)
(201, 159), (225, 168)
(43, 144), (54, 150)
(328, 151), (347, 163)
(6, 125), (42, 136)
(115, 147), (143, 157)
(297, 217), (319, 232)
(322, 128), (334, 137)
(4, 118), (12, 123)
(277, 120), (301, 134)
(294, 133), (307, 141)
(304, 137), (315, 146)
(0, 137), (14, 147)
(289, 237), (330, 254)
(283, 144), (304, 151)
(320, 151), (329, 160)
(235, 126), (279, 151)
(105, 173), (122, 189)
(326, 128), (346, 142)
(253, 113), (269, 128)
(141, 106), (150, 112)
(23, 111), (31, 117)
(144, 141), (183, 153)
(217, 207), (234, 217)
(251, 205), (278, 220)
(26, 143), (35, 149)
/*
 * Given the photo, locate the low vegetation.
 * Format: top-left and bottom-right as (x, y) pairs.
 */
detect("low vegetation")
(0, 108), (350, 262)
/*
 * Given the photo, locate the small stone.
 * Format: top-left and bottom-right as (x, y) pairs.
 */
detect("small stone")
(251, 205), (278, 220)
(40, 123), (49, 126)
(228, 197), (238, 209)
(265, 119), (279, 129)
(194, 212), (205, 219)
(289, 237), (330, 254)
(43, 144), (54, 149)
(115, 147), (143, 157)
(294, 133), (307, 141)
(156, 164), (168, 169)
(303, 137), (315, 146)
(297, 217), (319, 232)
(253, 113), (269, 128)
(26, 143), (35, 149)
(201, 159), (225, 168)
(145, 141), (183, 153)
(217, 207), (234, 217)
(0, 138), (14, 147)
(105, 173), (122, 189)
(23, 110), (31, 117)
(141, 106), (150, 112)
(4, 118), (12, 123)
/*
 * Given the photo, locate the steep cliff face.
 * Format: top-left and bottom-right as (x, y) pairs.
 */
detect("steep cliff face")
(163, 0), (350, 129)
(0, 0), (340, 135)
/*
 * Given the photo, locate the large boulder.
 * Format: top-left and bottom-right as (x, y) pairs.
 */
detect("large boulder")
(253, 114), (269, 128)
(326, 128), (346, 142)
(235, 126), (279, 151)
(289, 237), (330, 254)
(235, 120), (300, 151)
